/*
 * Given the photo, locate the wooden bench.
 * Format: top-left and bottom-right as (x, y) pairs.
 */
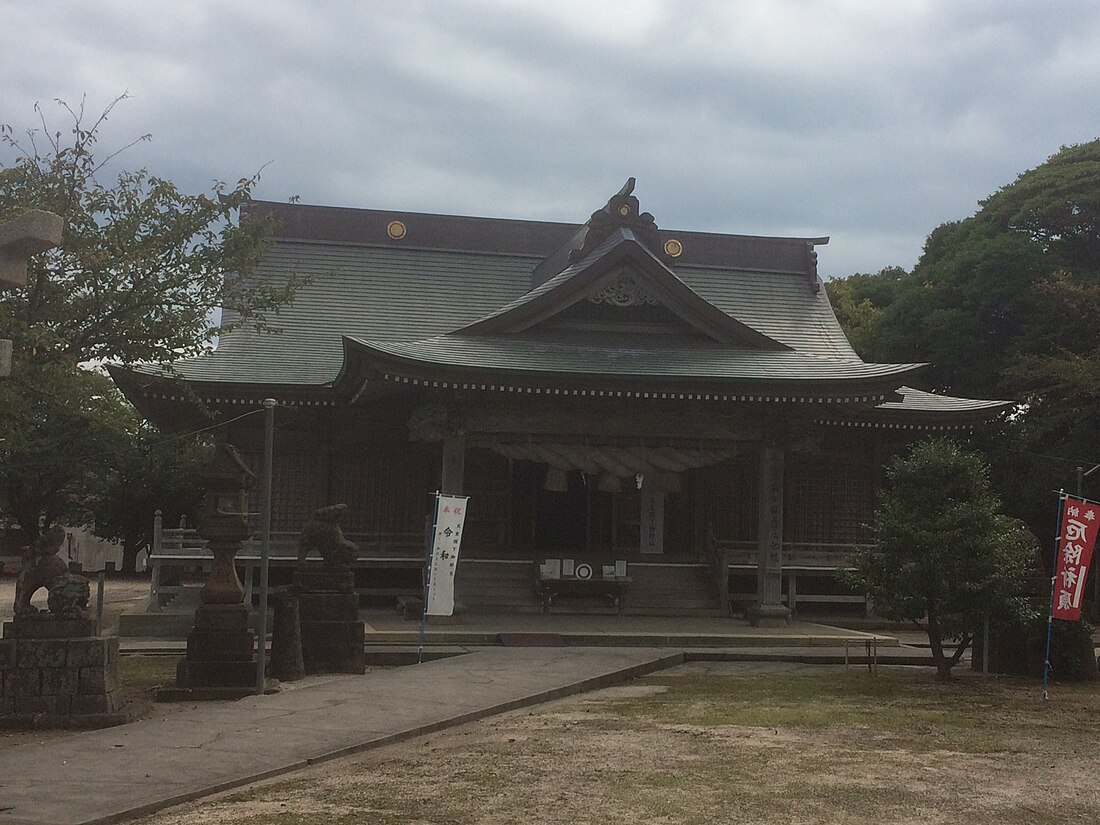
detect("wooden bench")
(535, 575), (631, 615)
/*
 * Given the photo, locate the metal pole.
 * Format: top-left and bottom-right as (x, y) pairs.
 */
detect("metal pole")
(96, 569), (105, 632)
(418, 493), (440, 665)
(1043, 490), (1065, 702)
(256, 398), (276, 695)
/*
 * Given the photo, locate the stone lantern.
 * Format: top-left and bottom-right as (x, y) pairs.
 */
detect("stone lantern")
(168, 442), (259, 697)
(197, 442), (255, 605)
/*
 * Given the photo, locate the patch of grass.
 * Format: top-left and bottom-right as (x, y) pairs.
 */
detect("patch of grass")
(607, 670), (1100, 754)
(120, 656), (177, 693)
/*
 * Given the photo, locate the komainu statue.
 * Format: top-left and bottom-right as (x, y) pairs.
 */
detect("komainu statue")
(13, 525), (90, 618)
(297, 504), (358, 568)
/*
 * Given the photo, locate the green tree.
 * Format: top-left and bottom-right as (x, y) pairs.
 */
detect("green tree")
(824, 266), (906, 360)
(0, 365), (121, 538)
(0, 95), (298, 544)
(829, 140), (1100, 540)
(849, 440), (1032, 680)
(868, 141), (1100, 399)
(0, 95), (296, 367)
(91, 412), (205, 575)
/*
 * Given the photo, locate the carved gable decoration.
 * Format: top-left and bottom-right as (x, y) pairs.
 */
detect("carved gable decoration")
(587, 272), (657, 307)
(569, 178), (668, 265)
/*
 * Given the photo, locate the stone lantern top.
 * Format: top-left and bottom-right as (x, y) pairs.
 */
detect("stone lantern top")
(199, 443), (255, 501)
(0, 209), (65, 288)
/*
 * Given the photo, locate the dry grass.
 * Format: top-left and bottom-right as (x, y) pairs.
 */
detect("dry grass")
(138, 664), (1100, 825)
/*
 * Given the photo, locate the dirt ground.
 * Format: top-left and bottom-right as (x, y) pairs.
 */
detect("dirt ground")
(0, 574), (149, 627)
(135, 662), (1100, 825)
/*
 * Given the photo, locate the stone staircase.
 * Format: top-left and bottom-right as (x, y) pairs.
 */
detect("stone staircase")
(456, 560), (543, 613)
(454, 558), (725, 616)
(625, 562), (726, 617)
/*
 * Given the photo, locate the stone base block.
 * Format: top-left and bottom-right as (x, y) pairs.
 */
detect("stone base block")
(173, 603), (257, 689)
(185, 629), (256, 662)
(0, 704), (135, 730)
(297, 592), (359, 623)
(1, 630), (126, 728)
(300, 620), (365, 675)
(747, 602), (793, 627)
(294, 567), (355, 594)
(193, 604), (251, 633)
(3, 617), (98, 639)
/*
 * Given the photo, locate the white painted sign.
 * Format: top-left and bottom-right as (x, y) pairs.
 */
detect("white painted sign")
(426, 494), (469, 616)
(640, 489), (664, 555)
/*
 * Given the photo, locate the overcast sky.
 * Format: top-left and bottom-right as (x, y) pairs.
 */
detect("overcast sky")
(4, 0), (1100, 278)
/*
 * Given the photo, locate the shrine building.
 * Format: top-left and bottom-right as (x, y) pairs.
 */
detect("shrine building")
(110, 180), (1009, 623)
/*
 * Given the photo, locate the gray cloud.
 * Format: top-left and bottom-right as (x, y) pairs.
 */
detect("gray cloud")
(4, 0), (1100, 278)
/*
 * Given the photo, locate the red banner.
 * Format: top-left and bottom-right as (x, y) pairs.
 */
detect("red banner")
(1053, 496), (1098, 621)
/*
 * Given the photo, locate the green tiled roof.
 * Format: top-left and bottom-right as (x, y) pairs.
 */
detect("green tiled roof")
(153, 238), (854, 385)
(343, 335), (922, 386)
(115, 199), (1005, 429)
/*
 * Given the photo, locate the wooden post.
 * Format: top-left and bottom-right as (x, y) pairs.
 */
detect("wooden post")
(441, 432), (465, 495)
(749, 443), (791, 626)
(148, 509), (164, 610)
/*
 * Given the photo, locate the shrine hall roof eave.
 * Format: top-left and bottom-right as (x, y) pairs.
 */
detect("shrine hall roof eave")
(335, 334), (927, 402)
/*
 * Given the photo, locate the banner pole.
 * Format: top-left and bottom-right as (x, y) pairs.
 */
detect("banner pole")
(418, 492), (440, 665)
(1043, 489), (1066, 701)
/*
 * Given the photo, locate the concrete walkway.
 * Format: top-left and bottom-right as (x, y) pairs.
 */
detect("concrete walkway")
(0, 647), (681, 825)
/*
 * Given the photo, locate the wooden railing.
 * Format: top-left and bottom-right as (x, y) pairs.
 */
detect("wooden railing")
(145, 510), (424, 609)
(709, 538), (874, 615)
(718, 541), (872, 570)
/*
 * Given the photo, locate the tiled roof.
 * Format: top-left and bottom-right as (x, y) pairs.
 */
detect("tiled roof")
(154, 228), (851, 384)
(343, 335), (921, 387)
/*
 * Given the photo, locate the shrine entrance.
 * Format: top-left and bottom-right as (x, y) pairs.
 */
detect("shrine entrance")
(509, 461), (694, 559)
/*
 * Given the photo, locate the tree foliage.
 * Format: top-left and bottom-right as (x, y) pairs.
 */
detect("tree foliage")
(849, 440), (1033, 680)
(0, 95), (297, 367)
(828, 139), (1100, 539)
(0, 96), (295, 553)
(90, 411), (205, 575)
(824, 266), (905, 359)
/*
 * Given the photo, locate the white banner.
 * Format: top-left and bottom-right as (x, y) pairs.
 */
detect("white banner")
(426, 494), (469, 616)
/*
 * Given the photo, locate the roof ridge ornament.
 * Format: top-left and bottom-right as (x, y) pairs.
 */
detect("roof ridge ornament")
(569, 178), (667, 264)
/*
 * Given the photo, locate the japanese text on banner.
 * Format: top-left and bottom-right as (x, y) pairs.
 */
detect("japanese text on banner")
(1053, 495), (1098, 621)
(426, 495), (469, 616)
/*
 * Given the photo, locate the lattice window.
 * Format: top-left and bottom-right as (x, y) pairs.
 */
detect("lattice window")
(238, 449), (323, 533)
(786, 454), (875, 545)
(329, 445), (434, 539)
(694, 457), (759, 544)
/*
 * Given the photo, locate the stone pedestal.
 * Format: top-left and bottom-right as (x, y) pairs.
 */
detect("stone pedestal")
(0, 616), (129, 728)
(270, 593), (305, 682)
(293, 567), (365, 675)
(746, 602), (792, 628)
(171, 604), (256, 696)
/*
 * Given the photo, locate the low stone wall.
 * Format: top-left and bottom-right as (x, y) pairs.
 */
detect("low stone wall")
(0, 617), (128, 727)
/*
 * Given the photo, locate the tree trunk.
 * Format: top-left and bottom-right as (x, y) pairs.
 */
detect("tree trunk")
(120, 537), (148, 576)
(926, 608), (954, 680)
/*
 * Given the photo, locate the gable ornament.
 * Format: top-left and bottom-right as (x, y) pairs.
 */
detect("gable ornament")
(587, 272), (658, 307)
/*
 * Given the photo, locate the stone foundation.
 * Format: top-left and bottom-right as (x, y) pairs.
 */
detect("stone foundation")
(0, 616), (129, 728)
(293, 568), (365, 675)
(173, 603), (257, 694)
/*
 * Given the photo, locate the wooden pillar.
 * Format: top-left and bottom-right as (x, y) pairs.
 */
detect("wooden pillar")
(749, 443), (792, 626)
(441, 433), (465, 495)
